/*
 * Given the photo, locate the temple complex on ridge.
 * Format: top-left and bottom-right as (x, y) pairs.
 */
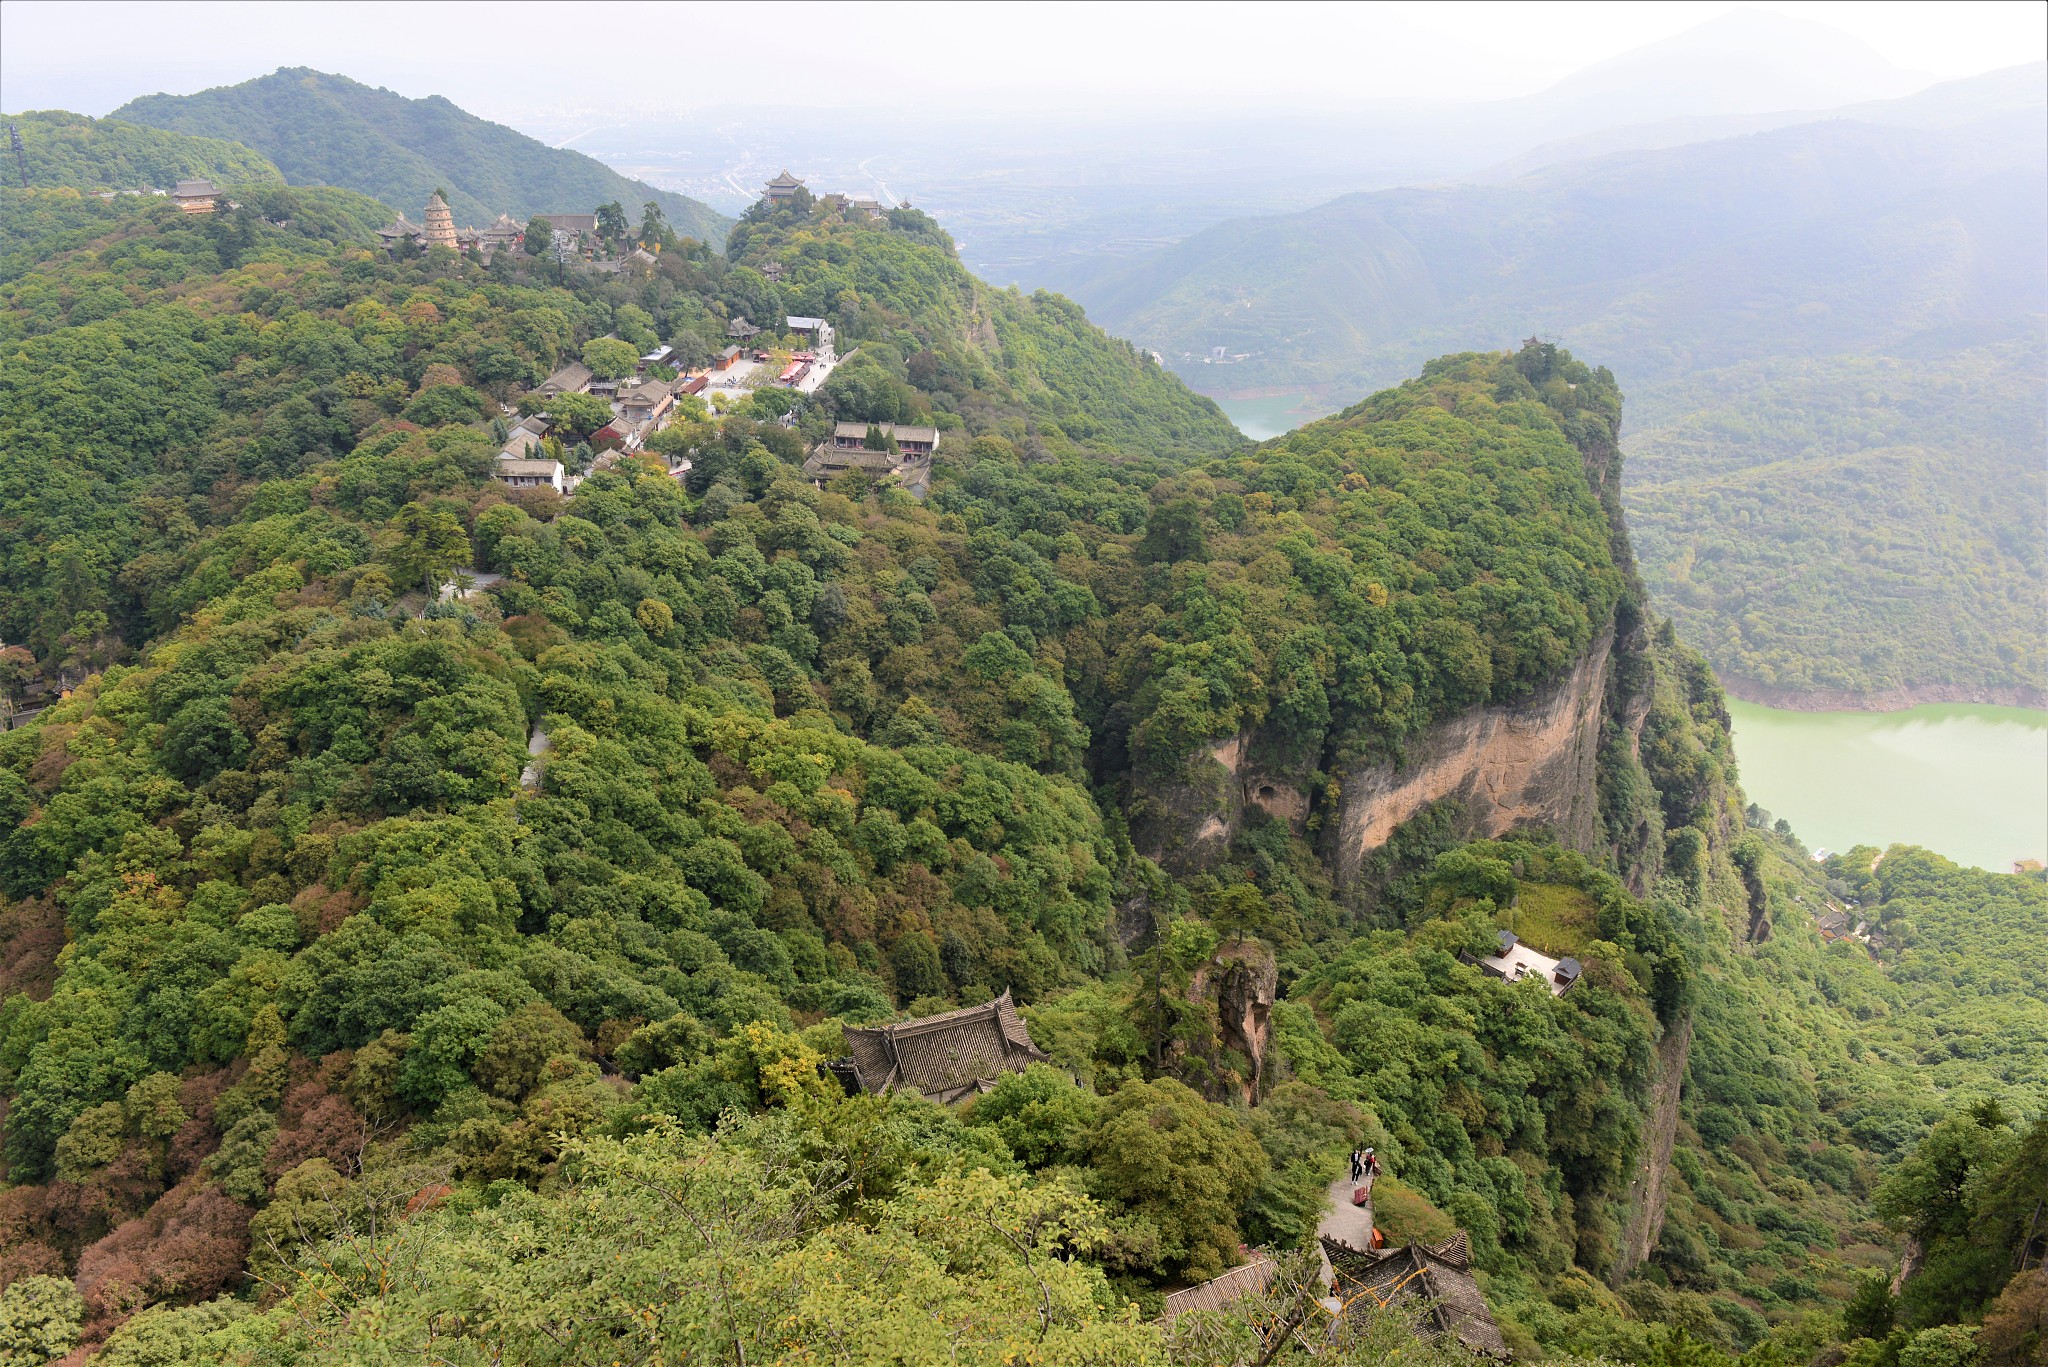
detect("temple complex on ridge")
(377, 194), (526, 257)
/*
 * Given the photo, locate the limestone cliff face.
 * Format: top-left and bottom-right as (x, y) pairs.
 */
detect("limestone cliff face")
(1130, 730), (1318, 874)
(1135, 618), (1647, 891)
(1330, 624), (1614, 886)
(1130, 379), (1670, 895)
(1184, 940), (1279, 1105)
(1615, 1016), (1693, 1282)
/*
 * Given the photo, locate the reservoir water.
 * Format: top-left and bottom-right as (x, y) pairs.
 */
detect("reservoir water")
(1725, 700), (2048, 872)
(1215, 393), (1326, 441)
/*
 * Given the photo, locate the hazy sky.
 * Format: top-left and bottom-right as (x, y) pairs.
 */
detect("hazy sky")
(2, 0), (2041, 125)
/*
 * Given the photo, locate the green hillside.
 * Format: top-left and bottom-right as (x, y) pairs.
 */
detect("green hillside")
(1625, 343), (2047, 699)
(1, 109), (281, 191)
(1067, 105), (2047, 703)
(0, 185), (2041, 1367)
(112, 68), (730, 244)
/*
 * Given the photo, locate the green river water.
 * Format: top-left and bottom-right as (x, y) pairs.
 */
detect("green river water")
(1215, 393), (1326, 441)
(1726, 700), (2048, 872)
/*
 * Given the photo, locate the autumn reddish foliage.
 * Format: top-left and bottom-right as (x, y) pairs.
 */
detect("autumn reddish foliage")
(165, 1071), (231, 1179)
(0, 1184), (68, 1284)
(405, 1182), (454, 1216)
(265, 1082), (369, 1180)
(290, 880), (366, 936)
(1981, 1268), (2048, 1367)
(25, 723), (80, 790)
(0, 895), (64, 1000)
(75, 1175), (250, 1325)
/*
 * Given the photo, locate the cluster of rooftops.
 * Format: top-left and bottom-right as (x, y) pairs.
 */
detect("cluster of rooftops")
(764, 169), (889, 220)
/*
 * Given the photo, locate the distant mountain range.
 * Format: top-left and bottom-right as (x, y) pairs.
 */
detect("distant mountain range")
(110, 68), (730, 243)
(923, 7), (1952, 287)
(1056, 64), (2047, 703)
(1064, 69), (2045, 396)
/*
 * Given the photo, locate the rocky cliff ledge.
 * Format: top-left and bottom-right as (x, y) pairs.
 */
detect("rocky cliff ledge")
(1331, 624), (1614, 886)
(1134, 619), (1633, 891)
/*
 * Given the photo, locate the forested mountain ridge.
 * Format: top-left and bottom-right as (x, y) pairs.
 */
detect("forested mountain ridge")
(1624, 340), (2046, 702)
(111, 69), (731, 244)
(0, 110), (282, 193)
(730, 198), (1242, 460)
(0, 174), (2041, 1366)
(1062, 89), (2048, 704)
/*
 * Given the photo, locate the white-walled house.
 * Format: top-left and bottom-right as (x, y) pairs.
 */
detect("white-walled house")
(1471, 930), (1582, 996)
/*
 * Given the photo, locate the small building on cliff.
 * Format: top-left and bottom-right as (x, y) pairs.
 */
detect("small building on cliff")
(828, 990), (1050, 1104)
(1322, 1234), (1507, 1358)
(1470, 929), (1581, 996)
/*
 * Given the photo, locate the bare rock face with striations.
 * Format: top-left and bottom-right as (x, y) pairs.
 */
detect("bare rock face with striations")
(1331, 624), (1614, 885)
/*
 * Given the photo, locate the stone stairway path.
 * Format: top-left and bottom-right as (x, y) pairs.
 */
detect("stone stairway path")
(1315, 1168), (1375, 1307)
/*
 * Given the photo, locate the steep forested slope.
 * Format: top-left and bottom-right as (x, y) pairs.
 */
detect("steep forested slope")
(733, 202), (1242, 461)
(0, 110), (281, 192)
(112, 69), (730, 244)
(0, 180), (2041, 1367)
(1623, 342), (2046, 700)
(1065, 99), (2048, 703)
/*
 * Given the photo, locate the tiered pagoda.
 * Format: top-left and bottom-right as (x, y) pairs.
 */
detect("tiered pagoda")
(421, 192), (458, 248)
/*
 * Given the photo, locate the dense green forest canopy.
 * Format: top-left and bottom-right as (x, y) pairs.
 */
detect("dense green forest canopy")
(1064, 101), (2048, 702)
(0, 110), (282, 192)
(1623, 343), (2046, 698)
(731, 194), (1242, 461)
(0, 174), (2041, 1367)
(110, 69), (730, 243)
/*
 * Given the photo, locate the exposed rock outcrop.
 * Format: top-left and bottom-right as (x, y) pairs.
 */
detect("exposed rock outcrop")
(1332, 625), (1614, 886)
(1615, 1015), (1693, 1282)
(1184, 940), (1278, 1105)
(1132, 730), (1317, 873)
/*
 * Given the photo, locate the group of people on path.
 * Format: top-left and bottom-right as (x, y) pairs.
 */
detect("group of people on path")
(1349, 1147), (1380, 1191)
